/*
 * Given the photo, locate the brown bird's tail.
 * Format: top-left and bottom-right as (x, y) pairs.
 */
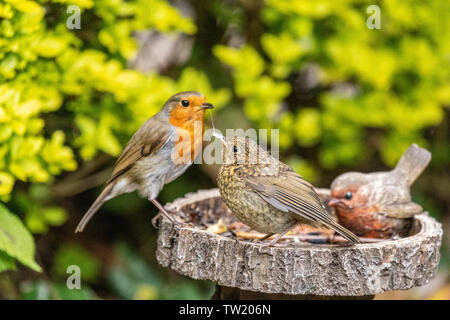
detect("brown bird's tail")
(75, 183), (113, 233)
(326, 219), (361, 243)
(392, 144), (431, 186)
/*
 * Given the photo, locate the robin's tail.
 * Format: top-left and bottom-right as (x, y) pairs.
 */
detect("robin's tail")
(326, 219), (361, 243)
(392, 144), (431, 186)
(75, 183), (113, 233)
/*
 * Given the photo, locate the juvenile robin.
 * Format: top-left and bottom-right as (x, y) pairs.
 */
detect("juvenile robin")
(75, 91), (214, 233)
(216, 135), (360, 246)
(329, 144), (431, 239)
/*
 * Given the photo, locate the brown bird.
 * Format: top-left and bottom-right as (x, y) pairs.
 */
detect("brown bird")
(216, 136), (361, 246)
(329, 144), (431, 239)
(75, 91), (214, 233)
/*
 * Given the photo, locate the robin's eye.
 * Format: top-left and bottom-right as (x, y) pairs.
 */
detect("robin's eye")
(345, 192), (353, 200)
(181, 100), (189, 107)
(233, 146), (238, 153)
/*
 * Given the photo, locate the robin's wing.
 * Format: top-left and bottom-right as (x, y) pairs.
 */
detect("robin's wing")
(372, 185), (420, 218)
(379, 202), (423, 218)
(106, 117), (172, 185)
(244, 170), (361, 243)
(244, 171), (329, 223)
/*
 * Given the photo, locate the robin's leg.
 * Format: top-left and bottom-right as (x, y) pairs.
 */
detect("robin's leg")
(151, 199), (179, 226)
(151, 212), (162, 228)
(260, 223), (298, 247)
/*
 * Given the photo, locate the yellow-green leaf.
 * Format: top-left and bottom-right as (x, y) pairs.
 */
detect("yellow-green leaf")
(0, 203), (41, 272)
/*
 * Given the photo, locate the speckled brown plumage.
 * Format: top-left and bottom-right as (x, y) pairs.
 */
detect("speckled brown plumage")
(217, 136), (360, 246)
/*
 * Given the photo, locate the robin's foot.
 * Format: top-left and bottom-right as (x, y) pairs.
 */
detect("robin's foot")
(151, 199), (182, 227)
(258, 223), (297, 247)
(259, 236), (284, 247)
(151, 213), (161, 228)
(151, 211), (184, 228)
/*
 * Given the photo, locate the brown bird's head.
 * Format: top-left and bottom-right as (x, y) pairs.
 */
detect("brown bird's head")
(329, 172), (369, 212)
(161, 91), (214, 163)
(328, 172), (385, 237)
(220, 136), (273, 167)
(162, 91), (214, 127)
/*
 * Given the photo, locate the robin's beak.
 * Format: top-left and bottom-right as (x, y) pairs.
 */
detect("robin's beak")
(201, 102), (214, 109)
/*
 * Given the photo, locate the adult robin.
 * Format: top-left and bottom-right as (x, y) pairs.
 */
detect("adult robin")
(216, 135), (360, 246)
(75, 91), (214, 233)
(328, 144), (431, 239)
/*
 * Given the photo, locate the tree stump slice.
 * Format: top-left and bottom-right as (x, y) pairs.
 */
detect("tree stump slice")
(156, 189), (442, 298)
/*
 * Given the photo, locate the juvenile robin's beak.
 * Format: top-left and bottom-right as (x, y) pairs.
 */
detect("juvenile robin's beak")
(201, 102), (214, 109)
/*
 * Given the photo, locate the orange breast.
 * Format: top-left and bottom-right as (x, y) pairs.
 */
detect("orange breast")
(336, 205), (391, 238)
(169, 107), (206, 163)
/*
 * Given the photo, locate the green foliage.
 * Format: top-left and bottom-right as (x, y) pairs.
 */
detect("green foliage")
(107, 243), (212, 300)
(52, 243), (100, 283)
(14, 185), (67, 233)
(52, 282), (97, 300)
(107, 243), (162, 299)
(0, 203), (40, 272)
(161, 280), (210, 300)
(215, 0), (449, 170)
(20, 280), (52, 300)
(20, 280), (97, 300)
(214, 45), (291, 125)
(0, 0), (229, 271)
(0, 251), (16, 272)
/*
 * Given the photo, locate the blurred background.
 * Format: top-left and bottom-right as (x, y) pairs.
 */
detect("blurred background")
(0, 0), (448, 299)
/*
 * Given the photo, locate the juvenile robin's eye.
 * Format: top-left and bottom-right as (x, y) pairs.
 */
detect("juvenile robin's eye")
(233, 146), (238, 153)
(345, 192), (353, 200)
(181, 100), (189, 107)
